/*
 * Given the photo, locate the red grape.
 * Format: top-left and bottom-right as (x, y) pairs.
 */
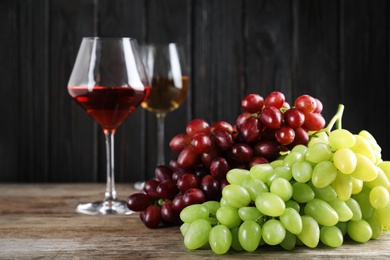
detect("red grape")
(236, 112), (252, 130)
(230, 143), (253, 163)
(265, 91), (285, 108)
(177, 146), (200, 169)
(210, 121), (234, 134)
(287, 127), (309, 148)
(210, 157), (230, 179)
(284, 108), (305, 128)
(241, 94), (264, 113)
(239, 116), (262, 142)
(294, 94), (317, 114)
(155, 165), (173, 182)
(169, 133), (191, 152)
(253, 140), (281, 161)
(249, 156), (269, 168)
(313, 98), (323, 113)
(182, 188), (205, 206)
(143, 179), (160, 199)
(172, 193), (186, 212)
(260, 106), (282, 129)
(302, 112), (326, 131)
(201, 144), (221, 168)
(186, 119), (210, 137)
(176, 173), (200, 192)
(126, 193), (153, 212)
(161, 200), (178, 223)
(275, 126), (295, 145)
(191, 133), (211, 153)
(213, 130), (234, 150)
(140, 205), (162, 229)
(200, 175), (221, 201)
(156, 180), (179, 200)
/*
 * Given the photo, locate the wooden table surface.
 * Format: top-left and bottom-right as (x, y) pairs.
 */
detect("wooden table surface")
(0, 183), (389, 259)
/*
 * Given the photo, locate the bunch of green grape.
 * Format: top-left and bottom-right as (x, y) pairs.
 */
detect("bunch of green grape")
(179, 105), (390, 254)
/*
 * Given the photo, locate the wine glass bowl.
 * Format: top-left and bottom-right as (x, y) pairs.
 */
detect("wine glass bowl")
(140, 43), (189, 166)
(68, 37), (149, 215)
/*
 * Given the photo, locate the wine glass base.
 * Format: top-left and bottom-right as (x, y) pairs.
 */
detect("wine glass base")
(133, 181), (145, 190)
(76, 200), (133, 215)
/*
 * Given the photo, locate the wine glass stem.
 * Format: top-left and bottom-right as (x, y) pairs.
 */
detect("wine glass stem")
(104, 130), (117, 201)
(156, 113), (167, 166)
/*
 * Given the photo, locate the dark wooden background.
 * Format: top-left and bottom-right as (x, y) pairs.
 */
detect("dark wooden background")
(1, 0), (389, 183)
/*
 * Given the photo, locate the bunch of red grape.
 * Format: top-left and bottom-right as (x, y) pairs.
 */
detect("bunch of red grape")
(127, 91), (326, 228)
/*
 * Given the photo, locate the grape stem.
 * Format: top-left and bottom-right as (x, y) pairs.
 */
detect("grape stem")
(323, 104), (345, 133)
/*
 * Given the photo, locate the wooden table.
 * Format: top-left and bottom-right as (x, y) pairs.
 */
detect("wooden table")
(0, 184), (389, 259)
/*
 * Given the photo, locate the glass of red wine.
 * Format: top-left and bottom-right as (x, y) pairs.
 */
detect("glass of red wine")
(68, 37), (150, 215)
(134, 43), (188, 189)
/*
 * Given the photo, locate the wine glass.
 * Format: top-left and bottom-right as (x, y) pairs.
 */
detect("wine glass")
(136, 43), (188, 187)
(68, 37), (150, 215)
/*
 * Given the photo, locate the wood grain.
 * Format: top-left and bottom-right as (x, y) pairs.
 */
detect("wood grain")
(0, 184), (389, 259)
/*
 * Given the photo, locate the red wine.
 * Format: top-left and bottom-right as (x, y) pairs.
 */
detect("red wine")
(141, 76), (188, 114)
(68, 86), (150, 131)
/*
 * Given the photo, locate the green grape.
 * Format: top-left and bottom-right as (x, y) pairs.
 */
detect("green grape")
(226, 168), (251, 185)
(377, 161), (390, 180)
(255, 192), (286, 217)
(359, 130), (380, 149)
(292, 161), (313, 183)
(366, 213), (383, 239)
(333, 148), (357, 174)
(320, 226), (343, 248)
(304, 198), (339, 226)
(202, 201), (220, 217)
(336, 221), (348, 236)
(180, 222), (190, 237)
(180, 204), (209, 223)
(267, 166), (292, 186)
(305, 142), (332, 163)
(351, 135), (376, 163)
(280, 230), (296, 251)
(351, 153), (378, 182)
(270, 159), (284, 168)
(184, 219), (212, 250)
(283, 151), (304, 168)
(279, 207), (302, 234)
(291, 144), (308, 155)
(296, 215), (320, 248)
(292, 182), (315, 203)
(369, 186), (389, 209)
(238, 220), (262, 252)
(309, 183), (337, 202)
(375, 200), (390, 229)
(311, 161), (337, 188)
(216, 205), (242, 229)
(365, 166), (390, 190)
(351, 177), (363, 194)
(209, 225), (232, 255)
(250, 164), (274, 182)
(347, 219), (372, 243)
(222, 184), (251, 208)
(220, 197), (228, 207)
(262, 219), (286, 246)
(331, 171), (352, 201)
(270, 177), (293, 201)
(285, 200), (300, 212)
(308, 131), (329, 146)
(242, 178), (268, 201)
(238, 206), (263, 222)
(345, 198), (362, 221)
(328, 198), (353, 222)
(353, 189), (374, 220)
(328, 128), (356, 150)
(230, 227), (244, 251)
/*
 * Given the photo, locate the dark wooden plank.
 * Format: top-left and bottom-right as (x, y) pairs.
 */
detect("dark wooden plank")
(340, 0), (389, 160)
(192, 0), (244, 126)
(292, 0), (340, 123)
(49, 0), (98, 182)
(16, 0), (50, 182)
(144, 0), (192, 179)
(98, 0), (148, 183)
(244, 0), (293, 101)
(0, 1), (19, 181)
